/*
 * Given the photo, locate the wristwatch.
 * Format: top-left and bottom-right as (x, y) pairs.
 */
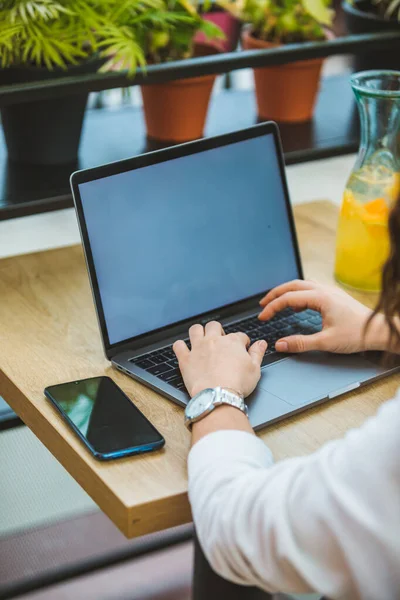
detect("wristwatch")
(184, 387), (248, 430)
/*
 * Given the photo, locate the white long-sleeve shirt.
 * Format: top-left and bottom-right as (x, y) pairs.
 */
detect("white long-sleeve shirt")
(188, 393), (400, 600)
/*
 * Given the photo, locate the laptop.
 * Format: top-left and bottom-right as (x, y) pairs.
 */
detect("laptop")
(71, 122), (396, 430)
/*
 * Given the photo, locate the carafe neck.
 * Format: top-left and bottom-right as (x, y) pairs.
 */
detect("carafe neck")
(355, 93), (400, 171)
(351, 71), (400, 174)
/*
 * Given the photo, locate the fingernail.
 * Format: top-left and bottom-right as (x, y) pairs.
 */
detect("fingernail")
(276, 340), (288, 352)
(259, 340), (267, 349)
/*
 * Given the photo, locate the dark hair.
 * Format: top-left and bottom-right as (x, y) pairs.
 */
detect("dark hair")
(371, 192), (400, 349)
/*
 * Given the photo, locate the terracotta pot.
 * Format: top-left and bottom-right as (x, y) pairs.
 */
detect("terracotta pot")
(141, 44), (219, 143)
(242, 29), (324, 123)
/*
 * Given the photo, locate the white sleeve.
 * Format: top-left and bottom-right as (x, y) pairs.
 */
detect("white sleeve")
(188, 394), (400, 600)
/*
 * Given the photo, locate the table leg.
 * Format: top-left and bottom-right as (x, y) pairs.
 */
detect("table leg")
(192, 530), (273, 600)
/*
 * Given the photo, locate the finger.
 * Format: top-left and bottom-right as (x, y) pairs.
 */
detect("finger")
(259, 280), (318, 307)
(228, 331), (251, 347)
(173, 339), (190, 361)
(275, 332), (325, 353)
(258, 290), (322, 321)
(205, 320), (224, 337)
(189, 324), (204, 347)
(248, 339), (268, 366)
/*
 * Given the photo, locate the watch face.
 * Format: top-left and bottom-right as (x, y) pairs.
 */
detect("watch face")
(187, 389), (215, 419)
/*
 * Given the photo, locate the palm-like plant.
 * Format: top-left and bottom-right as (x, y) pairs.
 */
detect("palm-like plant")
(218, 0), (334, 43)
(99, 0), (223, 72)
(0, 0), (223, 75)
(0, 0), (100, 68)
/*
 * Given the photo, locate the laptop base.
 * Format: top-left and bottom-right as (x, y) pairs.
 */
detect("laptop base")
(115, 350), (395, 430)
(249, 351), (391, 429)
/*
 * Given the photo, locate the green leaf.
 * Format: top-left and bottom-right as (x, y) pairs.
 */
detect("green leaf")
(385, 0), (400, 19)
(0, 0), (224, 70)
(199, 18), (225, 39)
(302, 0), (334, 25)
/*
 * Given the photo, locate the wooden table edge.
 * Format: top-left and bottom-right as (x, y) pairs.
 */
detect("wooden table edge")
(1, 373), (193, 537)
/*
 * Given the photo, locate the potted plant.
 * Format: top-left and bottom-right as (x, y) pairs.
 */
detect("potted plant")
(137, 0), (224, 143)
(219, 0), (334, 123)
(343, 0), (400, 72)
(88, 0), (224, 142)
(0, 0), (162, 165)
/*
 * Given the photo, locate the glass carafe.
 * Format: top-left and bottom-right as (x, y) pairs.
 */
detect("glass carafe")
(335, 71), (400, 292)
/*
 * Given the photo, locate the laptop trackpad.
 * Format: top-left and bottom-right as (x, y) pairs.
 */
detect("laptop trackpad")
(259, 352), (383, 407)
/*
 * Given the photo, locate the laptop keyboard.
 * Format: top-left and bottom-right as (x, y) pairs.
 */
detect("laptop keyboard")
(129, 309), (322, 392)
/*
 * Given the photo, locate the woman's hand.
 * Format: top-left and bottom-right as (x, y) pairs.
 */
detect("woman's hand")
(173, 321), (267, 398)
(259, 279), (387, 354)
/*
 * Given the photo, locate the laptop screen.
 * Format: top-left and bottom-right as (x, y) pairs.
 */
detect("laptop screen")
(78, 133), (300, 346)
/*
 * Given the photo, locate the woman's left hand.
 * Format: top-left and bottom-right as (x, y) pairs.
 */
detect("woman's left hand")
(173, 321), (267, 398)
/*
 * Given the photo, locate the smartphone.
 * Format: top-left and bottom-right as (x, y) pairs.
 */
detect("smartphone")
(45, 376), (165, 460)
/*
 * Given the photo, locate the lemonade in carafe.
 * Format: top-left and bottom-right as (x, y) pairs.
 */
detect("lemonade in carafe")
(335, 71), (400, 292)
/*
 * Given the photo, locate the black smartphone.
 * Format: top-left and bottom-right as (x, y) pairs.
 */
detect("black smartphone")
(45, 376), (165, 460)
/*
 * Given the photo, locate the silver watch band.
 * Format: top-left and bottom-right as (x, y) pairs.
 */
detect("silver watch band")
(213, 387), (248, 416)
(184, 387), (249, 430)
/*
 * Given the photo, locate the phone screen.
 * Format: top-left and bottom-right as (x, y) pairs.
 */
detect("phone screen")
(45, 376), (164, 458)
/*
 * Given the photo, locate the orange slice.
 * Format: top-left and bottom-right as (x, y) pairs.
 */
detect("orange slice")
(364, 197), (388, 214)
(363, 197), (389, 224)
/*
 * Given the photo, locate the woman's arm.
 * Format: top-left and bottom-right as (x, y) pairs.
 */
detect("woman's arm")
(173, 280), (400, 598)
(176, 281), (397, 450)
(188, 395), (400, 598)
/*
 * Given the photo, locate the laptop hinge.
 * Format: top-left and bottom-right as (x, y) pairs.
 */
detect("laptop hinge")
(106, 297), (263, 361)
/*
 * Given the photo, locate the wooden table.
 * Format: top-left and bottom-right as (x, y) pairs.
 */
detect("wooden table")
(1, 200), (399, 544)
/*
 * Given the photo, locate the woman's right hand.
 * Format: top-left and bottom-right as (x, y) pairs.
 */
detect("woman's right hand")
(258, 280), (387, 354)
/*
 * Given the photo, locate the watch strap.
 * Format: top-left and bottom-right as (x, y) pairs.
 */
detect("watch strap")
(185, 387), (249, 430)
(213, 387), (248, 416)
